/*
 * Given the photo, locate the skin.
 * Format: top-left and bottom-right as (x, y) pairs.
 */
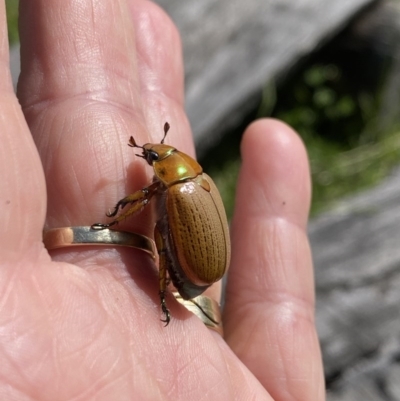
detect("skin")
(0, 0), (325, 400)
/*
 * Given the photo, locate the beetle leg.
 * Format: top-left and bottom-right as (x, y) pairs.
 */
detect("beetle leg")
(154, 226), (171, 326)
(107, 181), (159, 217)
(91, 182), (160, 230)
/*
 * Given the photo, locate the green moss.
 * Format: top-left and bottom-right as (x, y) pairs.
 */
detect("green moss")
(201, 59), (400, 219)
(6, 0), (19, 45)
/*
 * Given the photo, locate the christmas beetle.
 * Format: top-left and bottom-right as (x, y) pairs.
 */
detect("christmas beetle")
(92, 123), (231, 325)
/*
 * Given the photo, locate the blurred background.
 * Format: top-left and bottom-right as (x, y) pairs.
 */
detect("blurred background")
(6, 0), (400, 399)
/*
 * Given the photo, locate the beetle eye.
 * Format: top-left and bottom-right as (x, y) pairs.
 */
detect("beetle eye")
(146, 150), (159, 164)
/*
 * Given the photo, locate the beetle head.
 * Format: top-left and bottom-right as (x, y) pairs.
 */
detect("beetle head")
(128, 122), (174, 165)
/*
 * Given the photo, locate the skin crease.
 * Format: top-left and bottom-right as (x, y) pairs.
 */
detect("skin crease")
(0, 0), (325, 400)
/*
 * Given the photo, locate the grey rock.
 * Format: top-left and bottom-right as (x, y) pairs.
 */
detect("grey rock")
(311, 166), (400, 400)
(9, 44), (19, 90)
(309, 2), (400, 398)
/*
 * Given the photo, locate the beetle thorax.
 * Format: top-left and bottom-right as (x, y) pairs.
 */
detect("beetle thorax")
(150, 149), (203, 187)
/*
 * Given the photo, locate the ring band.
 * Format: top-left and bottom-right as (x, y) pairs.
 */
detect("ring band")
(43, 226), (156, 259)
(43, 226), (222, 334)
(174, 292), (223, 336)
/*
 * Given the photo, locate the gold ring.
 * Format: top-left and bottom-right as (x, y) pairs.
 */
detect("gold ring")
(174, 292), (223, 336)
(43, 226), (156, 259)
(43, 226), (222, 334)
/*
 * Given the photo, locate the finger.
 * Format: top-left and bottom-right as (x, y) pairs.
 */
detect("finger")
(224, 120), (325, 400)
(103, 0), (220, 303)
(0, 0), (46, 262)
(129, 1), (194, 156)
(18, 0), (146, 232)
(18, 0), (192, 230)
(17, 0), (221, 313)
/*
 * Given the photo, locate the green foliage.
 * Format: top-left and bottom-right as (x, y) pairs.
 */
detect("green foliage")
(311, 132), (400, 213)
(274, 62), (400, 214)
(6, 0), (19, 44)
(202, 59), (400, 219)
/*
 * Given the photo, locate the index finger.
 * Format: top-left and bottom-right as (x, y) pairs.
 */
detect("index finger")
(18, 0), (193, 232)
(17, 0), (222, 310)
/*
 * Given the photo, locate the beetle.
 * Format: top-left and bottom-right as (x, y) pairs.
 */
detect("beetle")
(92, 123), (231, 325)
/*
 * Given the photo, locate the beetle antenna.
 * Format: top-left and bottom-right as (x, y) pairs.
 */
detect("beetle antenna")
(161, 122), (170, 144)
(128, 136), (146, 159)
(128, 136), (143, 149)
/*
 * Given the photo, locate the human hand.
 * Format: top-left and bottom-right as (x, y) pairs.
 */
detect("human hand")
(0, 0), (325, 399)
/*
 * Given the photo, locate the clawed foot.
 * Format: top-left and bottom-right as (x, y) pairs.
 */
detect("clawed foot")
(106, 200), (127, 217)
(160, 291), (171, 326)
